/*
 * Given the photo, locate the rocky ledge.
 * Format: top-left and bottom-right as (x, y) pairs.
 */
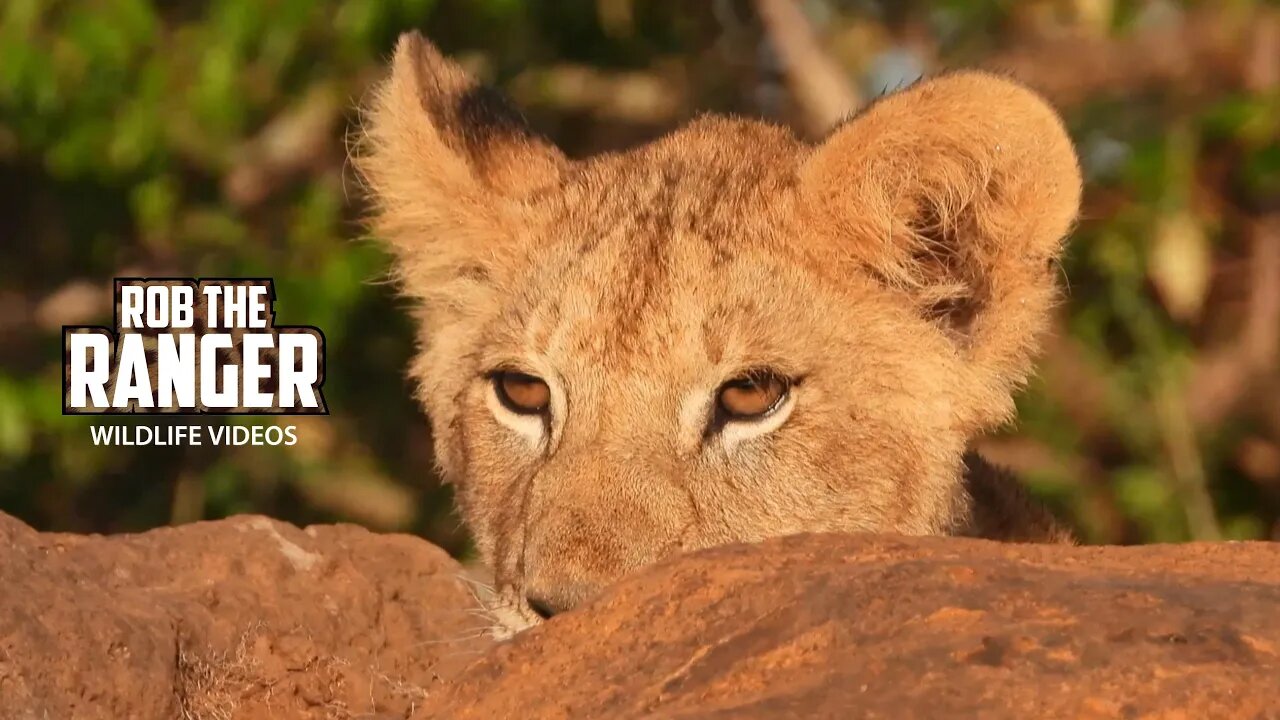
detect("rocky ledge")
(1, 511), (1277, 719)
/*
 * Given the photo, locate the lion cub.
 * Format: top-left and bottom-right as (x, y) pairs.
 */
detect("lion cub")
(357, 32), (1081, 627)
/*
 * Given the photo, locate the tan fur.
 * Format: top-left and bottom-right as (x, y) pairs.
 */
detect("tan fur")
(355, 33), (1082, 625)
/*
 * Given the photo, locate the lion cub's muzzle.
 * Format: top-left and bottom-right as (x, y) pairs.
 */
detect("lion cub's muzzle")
(522, 578), (599, 619)
(518, 550), (622, 619)
(517, 515), (682, 618)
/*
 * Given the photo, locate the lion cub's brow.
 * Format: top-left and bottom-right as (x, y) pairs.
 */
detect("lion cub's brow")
(489, 150), (814, 365)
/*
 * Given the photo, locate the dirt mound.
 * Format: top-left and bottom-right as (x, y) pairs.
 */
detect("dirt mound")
(0, 512), (493, 720)
(4, 514), (1279, 719)
(422, 533), (1280, 719)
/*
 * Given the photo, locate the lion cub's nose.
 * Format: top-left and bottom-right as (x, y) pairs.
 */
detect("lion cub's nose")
(525, 594), (560, 620)
(523, 579), (598, 619)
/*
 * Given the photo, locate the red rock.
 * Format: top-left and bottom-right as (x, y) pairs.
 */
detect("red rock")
(0, 512), (492, 720)
(421, 533), (1280, 719)
(5, 512), (1279, 719)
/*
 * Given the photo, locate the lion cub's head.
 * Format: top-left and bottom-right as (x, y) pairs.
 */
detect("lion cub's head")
(357, 32), (1080, 626)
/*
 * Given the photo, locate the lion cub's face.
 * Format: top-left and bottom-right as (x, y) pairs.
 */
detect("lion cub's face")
(359, 33), (1081, 625)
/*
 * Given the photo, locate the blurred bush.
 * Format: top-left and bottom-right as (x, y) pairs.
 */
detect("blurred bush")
(0, 0), (1277, 550)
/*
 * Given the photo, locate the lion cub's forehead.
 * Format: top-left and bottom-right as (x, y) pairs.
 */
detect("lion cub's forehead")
(493, 122), (827, 373)
(554, 116), (803, 229)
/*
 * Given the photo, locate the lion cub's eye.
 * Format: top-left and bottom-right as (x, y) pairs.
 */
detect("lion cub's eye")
(716, 372), (789, 420)
(493, 371), (551, 415)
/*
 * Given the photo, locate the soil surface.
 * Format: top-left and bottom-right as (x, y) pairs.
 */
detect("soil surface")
(3, 512), (1279, 719)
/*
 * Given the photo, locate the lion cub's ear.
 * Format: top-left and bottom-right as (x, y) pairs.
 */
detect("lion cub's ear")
(800, 72), (1082, 420)
(356, 32), (565, 307)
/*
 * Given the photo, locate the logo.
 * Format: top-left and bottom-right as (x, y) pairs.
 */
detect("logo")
(63, 278), (327, 415)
